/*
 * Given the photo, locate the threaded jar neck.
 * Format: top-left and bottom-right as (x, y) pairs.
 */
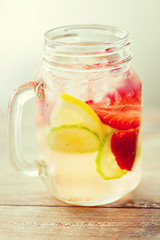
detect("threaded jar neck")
(43, 24), (132, 71)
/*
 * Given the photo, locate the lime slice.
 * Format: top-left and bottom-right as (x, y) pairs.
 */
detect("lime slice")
(101, 122), (115, 135)
(50, 93), (103, 140)
(48, 124), (100, 152)
(96, 134), (127, 180)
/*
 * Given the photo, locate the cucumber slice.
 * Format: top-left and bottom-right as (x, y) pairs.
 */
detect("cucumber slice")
(96, 134), (127, 180)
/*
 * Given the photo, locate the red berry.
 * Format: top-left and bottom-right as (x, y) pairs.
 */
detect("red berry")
(86, 101), (141, 130)
(111, 129), (139, 171)
(86, 70), (141, 130)
(98, 105), (140, 130)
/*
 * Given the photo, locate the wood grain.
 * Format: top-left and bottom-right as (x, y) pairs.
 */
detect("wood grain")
(0, 206), (160, 240)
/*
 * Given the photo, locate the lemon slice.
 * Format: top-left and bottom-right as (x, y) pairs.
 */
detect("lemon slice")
(96, 134), (127, 180)
(48, 124), (100, 152)
(50, 93), (103, 140)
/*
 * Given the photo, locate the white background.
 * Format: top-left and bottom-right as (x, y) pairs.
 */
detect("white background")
(0, 0), (160, 113)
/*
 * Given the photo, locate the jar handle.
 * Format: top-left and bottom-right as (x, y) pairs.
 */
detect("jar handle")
(7, 82), (43, 177)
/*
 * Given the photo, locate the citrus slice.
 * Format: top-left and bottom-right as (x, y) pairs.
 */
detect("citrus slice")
(50, 93), (104, 139)
(96, 134), (127, 180)
(101, 122), (115, 135)
(48, 124), (100, 152)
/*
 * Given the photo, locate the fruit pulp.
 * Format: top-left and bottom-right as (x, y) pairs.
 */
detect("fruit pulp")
(36, 69), (142, 205)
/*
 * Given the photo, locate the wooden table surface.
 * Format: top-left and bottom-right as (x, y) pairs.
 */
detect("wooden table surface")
(0, 108), (160, 239)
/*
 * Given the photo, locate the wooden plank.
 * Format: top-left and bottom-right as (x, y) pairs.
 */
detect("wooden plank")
(0, 111), (160, 208)
(0, 206), (159, 240)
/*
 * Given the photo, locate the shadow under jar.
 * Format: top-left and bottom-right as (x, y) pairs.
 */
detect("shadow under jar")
(8, 25), (142, 206)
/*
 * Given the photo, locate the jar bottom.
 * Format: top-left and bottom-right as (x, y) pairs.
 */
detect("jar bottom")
(49, 178), (140, 206)
(44, 164), (141, 206)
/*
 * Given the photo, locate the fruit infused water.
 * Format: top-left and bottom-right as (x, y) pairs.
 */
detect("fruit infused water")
(7, 25), (142, 206)
(36, 67), (141, 206)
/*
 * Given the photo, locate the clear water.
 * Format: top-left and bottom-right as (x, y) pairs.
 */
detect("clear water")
(35, 67), (142, 206)
(37, 125), (141, 206)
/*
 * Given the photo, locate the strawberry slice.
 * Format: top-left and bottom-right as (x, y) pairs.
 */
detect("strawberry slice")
(111, 129), (139, 171)
(85, 101), (141, 130)
(86, 70), (141, 130)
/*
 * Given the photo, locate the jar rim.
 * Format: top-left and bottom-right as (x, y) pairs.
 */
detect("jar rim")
(43, 24), (132, 71)
(44, 24), (129, 47)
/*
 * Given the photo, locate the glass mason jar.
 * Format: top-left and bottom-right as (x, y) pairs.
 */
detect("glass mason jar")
(8, 25), (142, 206)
